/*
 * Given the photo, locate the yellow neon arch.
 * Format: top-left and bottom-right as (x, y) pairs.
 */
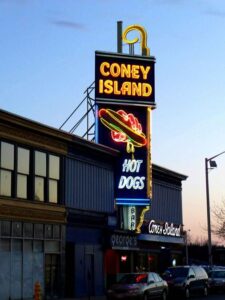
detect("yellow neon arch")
(122, 24), (150, 56)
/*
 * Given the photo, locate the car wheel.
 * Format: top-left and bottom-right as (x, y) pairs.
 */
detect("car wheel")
(162, 290), (167, 300)
(203, 286), (208, 297)
(185, 287), (190, 299)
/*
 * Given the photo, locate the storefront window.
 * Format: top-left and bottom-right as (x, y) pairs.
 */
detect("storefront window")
(133, 252), (157, 272)
(119, 252), (131, 274)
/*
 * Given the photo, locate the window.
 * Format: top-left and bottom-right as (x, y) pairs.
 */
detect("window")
(148, 273), (155, 283)
(0, 142), (30, 199)
(0, 142), (14, 196)
(17, 147), (30, 199)
(35, 151), (46, 201)
(48, 155), (60, 203)
(34, 151), (60, 203)
(152, 273), (162, 282)
(0, 140), (60, 204)
(188, 267), (195, 278)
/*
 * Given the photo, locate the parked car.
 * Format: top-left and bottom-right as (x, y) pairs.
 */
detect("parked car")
(202, 265), (225, 275)
(107, 272), (168, 300)
(208, 269), (225, 293)
(162, 265), (208, 298)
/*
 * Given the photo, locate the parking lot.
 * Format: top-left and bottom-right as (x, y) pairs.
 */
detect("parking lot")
(166, 293), (225, 300)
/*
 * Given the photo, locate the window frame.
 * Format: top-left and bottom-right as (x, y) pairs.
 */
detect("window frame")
(0, 139), (61, 204)
(16, 146), (31, 199)
(0, 141), (15, 197)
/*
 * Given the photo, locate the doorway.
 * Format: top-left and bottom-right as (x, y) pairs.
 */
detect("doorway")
(45, 254), (60, 299)
(86, 254), (95, 297)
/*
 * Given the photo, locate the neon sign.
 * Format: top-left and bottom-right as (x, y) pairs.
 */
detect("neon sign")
(122, 24), (150, 56)
(98, 62), (152, 97)
(98, 108), (146, 154)
(128, 206), (136, 231)
(95, 52), (155, 106)
(148, 220), (181, 237)
(95, 24), (155, 232)
(118, 159), (145, 190)
(97, 104), (150, 206)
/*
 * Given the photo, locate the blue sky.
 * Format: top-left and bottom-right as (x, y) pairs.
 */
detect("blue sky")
(1, 0), (225, 243)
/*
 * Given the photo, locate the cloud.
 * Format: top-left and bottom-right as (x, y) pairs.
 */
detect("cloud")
(0, 0), (28, 4)
(152, 0), (186, 5)
(51, 19), (86, 30)
(205, 9), (225, 18)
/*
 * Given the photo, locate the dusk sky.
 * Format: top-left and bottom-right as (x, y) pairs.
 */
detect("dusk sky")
(1, 0), (225, 244)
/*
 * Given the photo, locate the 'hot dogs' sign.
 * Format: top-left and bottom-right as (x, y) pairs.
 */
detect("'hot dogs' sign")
(95, 52), (155, 106)
(97, 104), (151, 206)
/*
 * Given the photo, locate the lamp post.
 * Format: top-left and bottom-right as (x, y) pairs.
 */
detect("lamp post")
(205, 150), (225, 266)
(185, 229), (191, 265)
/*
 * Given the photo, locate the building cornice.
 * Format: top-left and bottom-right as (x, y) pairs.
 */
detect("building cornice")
(0, 197), (66, 224)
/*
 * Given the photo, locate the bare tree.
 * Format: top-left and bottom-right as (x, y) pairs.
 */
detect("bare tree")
(211, 199), (225, 240)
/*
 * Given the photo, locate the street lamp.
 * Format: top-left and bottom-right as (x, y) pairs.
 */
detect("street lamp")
(205, 150), (225, 266)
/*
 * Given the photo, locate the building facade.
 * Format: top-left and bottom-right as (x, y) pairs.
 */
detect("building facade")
(0, 109), (117, 299)
(0, 108), (187, 299)
(63, 134), (118, 298)
(104, 164), (187, 288)
(0, 109), (68, 299)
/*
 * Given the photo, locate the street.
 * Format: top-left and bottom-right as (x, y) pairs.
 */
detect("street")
(205, 295), (225, 300)
(170, 294), (225, 300)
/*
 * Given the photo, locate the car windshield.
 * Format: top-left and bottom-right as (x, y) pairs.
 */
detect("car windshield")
(164, 268), (189, 279)
(118, 273), (148, 284)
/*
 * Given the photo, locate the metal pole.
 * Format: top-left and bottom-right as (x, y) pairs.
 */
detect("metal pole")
(129, 44), (134, 55)
(185, 231), (189, 265)
(117, 21), (123, 53)
(205, 158), (213, 266)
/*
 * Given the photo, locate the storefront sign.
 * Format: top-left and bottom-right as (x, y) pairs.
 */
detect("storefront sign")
(97, 105), (151, 206)
(110, 233), (138, 249)
(148, 220), (181, 237)
(95, 52), (155, 106)
(128, 206), (136, 230)
(118, 159), (145, 190)
(95, 24), (155, 231)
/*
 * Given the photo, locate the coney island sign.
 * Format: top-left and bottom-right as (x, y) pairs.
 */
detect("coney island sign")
(95, 24), (156, 231)
(95, 52), (155, 106)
